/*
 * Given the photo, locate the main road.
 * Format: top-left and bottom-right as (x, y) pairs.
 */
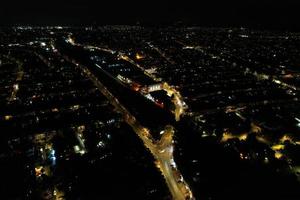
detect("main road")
(54, 40), (194, 200)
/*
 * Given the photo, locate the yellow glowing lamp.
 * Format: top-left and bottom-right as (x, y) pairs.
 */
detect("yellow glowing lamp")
(4, 115), (13, 121)
(135, 53), (145, 60)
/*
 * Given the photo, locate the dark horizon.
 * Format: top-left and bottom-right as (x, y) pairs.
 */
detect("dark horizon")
(1, 0), (300, 31)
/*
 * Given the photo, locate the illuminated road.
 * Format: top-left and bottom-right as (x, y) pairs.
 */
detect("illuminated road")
(55, 43), (194, 200)
(147, 42), (176, 65)
(7, 58), (23, 102)
(118, 53), (187, 121)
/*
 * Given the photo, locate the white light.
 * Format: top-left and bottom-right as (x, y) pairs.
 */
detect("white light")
(13, 84), (19, 90)
(97, 141), (105, 148)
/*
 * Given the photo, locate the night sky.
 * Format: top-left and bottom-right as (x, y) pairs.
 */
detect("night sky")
(1, 0), (300, 30)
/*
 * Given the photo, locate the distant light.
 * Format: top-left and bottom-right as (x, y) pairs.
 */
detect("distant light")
(51, 108), (59, 112)
(220, 132), (235, 142)
(106, 119), (115, 124)
(183, 46), (193, 49)
(74, 145), (86, 155)
(74, 145), (80, 152)
(239, 34), (249, 38)
(50, 149), (55, 156)
(273, 79), (281, 84)
(4, 115), (13, 121)
(238, 134), (248, 141)
(35, 166), (43, 177)
(271, 144), (285, 151)
(280, 135), (294, 144)
(13, 84), (19, 90)
(71, 105), (80, 110)
(264, 157), (269, 164)
(275, 152), (283, 159)
(135, 53), (145, 60)
(79, 150), (86, 155)
(97, 141), (105, 148)
(240, 153), (244, 159)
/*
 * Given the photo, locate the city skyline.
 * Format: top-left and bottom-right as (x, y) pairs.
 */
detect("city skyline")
(1, 0), (300, 30)
(1, 26), (300, 199)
